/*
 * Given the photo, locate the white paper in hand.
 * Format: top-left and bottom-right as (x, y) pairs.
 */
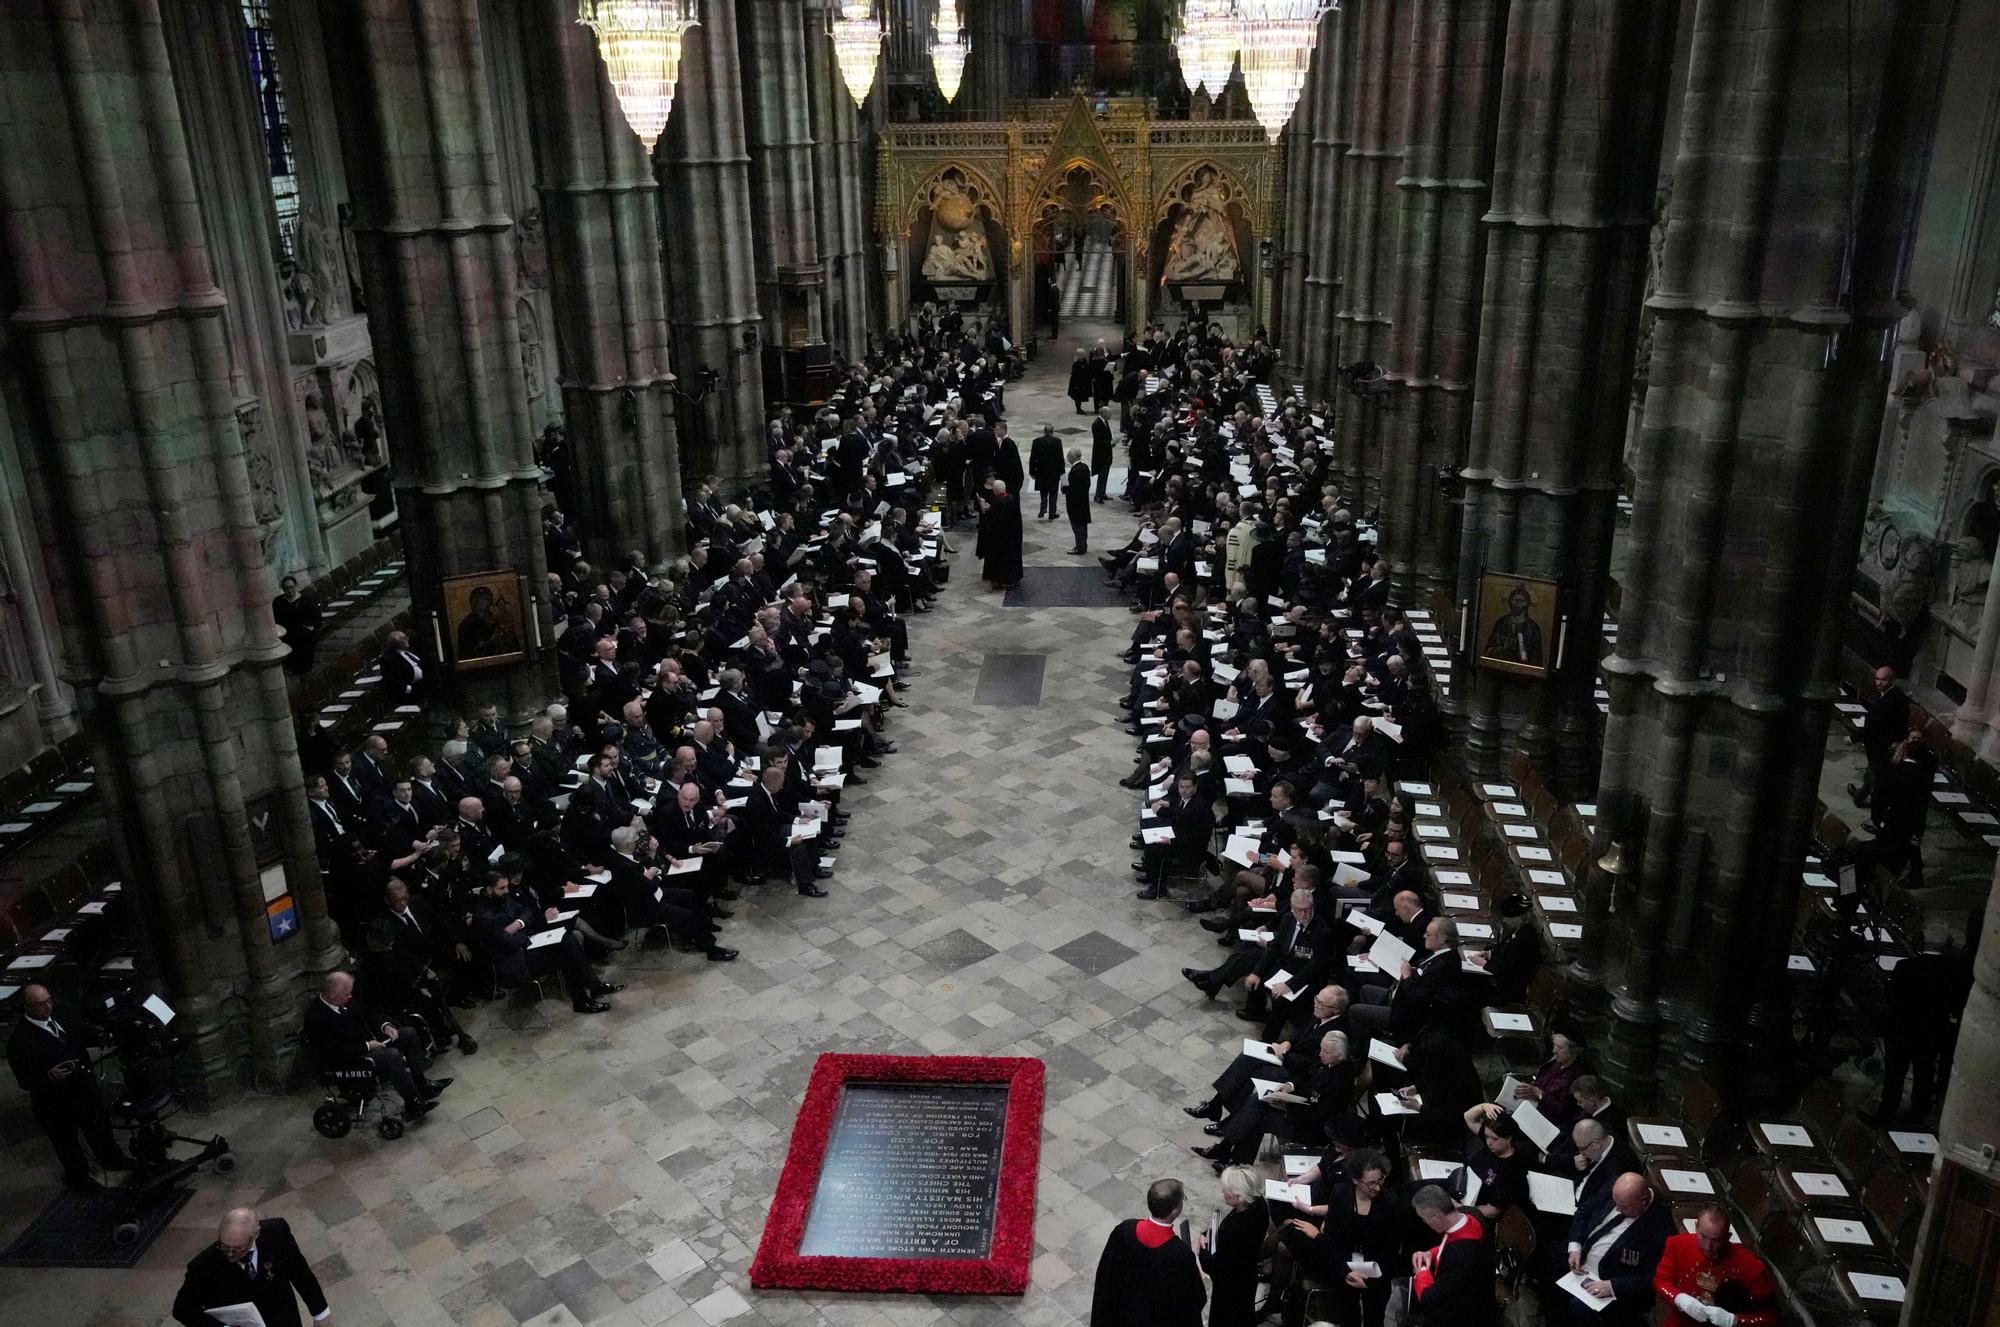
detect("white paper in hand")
(1527, 1169), (1577, 1215)
(1555, 1272), (1613, 1312)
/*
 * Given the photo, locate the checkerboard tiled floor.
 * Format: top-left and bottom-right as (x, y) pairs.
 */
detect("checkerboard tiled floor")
(0, 334), (1253, 1327)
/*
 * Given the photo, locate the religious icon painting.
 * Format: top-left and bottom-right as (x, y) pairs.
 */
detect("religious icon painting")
(1474, 572), (1561, 680)
(440, 569), (528, 671)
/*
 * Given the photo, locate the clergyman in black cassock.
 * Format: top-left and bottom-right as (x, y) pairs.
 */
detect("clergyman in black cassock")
(1089, 1180), (1206, 1326)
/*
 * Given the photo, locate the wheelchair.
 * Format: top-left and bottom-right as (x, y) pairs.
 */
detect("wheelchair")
(309, 1011), (435, 1142)
(313, 1065), (409, 1140)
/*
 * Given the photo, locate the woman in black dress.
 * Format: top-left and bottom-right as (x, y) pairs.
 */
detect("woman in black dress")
(1068, 348), (1093, 413)
(1274, 1149), (1404, 1327)
(1196, 1165), (1267, 1327)
(1458, 1103), (1533, 1221)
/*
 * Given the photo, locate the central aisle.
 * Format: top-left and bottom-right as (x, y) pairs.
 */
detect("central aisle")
(0, 333), (1225, 1327)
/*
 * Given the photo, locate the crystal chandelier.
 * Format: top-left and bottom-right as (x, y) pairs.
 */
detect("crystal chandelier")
(1236, 0), (1329, 140)
(931, 0), (967, 103)
(577, 0), (701, 152)
(830, 0), (882, 107)
(1176, 0), (1238, 98)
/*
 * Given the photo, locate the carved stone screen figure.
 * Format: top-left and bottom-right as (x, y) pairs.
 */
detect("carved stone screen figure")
(1474, 572), (1560, 680)
(797, 1081), (1010, 1259)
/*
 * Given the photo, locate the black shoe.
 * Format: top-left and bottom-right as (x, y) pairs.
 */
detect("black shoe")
(1185, 1099), (1223, 1121)
(1203, 1123), (1225, 1137)
(1132, 859), (1149, 873)
(1119, 775), (1147, 790)
(403, 1099), (437, 1120)
(846, 774), (869, 785)
(706, 946), (739, 962)
(1072, 548), (1087, 555)
(422, 1077), (455, 1098)
(857, 757), (881, 768)
(798, 884), (830, 898)
(1119, 651), (1139, 664)
(1137, 885), (1161, 900)
(1185, 900), (1218, 914)
(1200, 916), (1230, 933)
(1216, 932), (1236, 946)
(454, 1035), (480, 1055)
(814, 866), (835, 879)
(1235, 1008), (1266, 1023)
(594, 982), (625, 995)
(572, 999), (611, 1014)
(65, 1174), (102, 1193)
(874, 741), (900, 754)
(708, 905), (735, 919)
(713, 885), (742, 901)
(1129, 834), (1145, 849)
(1190, 1144), (1226, 1162)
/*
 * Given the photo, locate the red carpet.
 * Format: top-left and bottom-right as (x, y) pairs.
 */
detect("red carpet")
(749, 1053), (1044, 1295)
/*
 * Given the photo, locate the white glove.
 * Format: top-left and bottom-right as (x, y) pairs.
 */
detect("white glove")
(1707, 1309), (1736, 1327)
(1674, 1294), (1706, 1320)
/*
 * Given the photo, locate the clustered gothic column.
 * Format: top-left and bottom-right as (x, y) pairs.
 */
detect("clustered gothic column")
(1573, 0), (1953, 1097)
(740, 0), (826, 350)
(963, 0), (1022, 116)
(521, 0), (686, 567)
(1377, 0), (1505, 603)
(1275, 103), (1313, 382)
(805, 0), (877, 357)
(659, 0), (768, 484)
(1333, 0), (1408, 501)
(0, 0), (342, 1098)
(1450, 0), (1679, 790)
(319, 0), (558, 720)
(1298, 6), (1349, 397)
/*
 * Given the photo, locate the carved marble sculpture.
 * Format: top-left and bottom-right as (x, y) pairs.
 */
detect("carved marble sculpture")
(921, 177), (992, 282)
(1162, 168), (1241, 284)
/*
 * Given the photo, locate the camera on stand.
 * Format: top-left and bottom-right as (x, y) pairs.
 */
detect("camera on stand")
(83, 985), (235, 1244)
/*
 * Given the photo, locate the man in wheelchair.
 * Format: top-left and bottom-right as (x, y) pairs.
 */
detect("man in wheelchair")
(303, 971), (450, 1124)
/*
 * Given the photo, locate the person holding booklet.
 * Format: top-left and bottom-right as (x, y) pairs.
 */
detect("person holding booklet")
(172, 1207), (330, 1327)
(1558, 1173), (1671, 1325)
(1195, 1166), (1267, 1327)
(1270, 1148), (1406, 1327)
(1190, 1031), (1355, 1169)
(1456, 1103), (1534, 1220)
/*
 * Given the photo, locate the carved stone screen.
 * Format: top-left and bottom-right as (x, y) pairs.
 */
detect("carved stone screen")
(796, 1080), (1011, 1260)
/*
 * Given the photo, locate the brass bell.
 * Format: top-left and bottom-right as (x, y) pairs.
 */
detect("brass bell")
(1596, 841), (1631, 875)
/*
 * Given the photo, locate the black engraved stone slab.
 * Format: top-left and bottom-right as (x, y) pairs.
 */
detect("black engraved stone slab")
(796, 1080), (1011, 1260)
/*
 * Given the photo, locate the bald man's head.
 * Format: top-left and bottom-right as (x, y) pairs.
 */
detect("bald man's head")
(1611, 1173), (1651, 1218)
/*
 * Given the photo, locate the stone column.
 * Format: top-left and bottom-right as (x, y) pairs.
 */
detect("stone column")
(1447, 0), (1678, 789)
(805, 0), (877, 357)
(1299, 6), (1349, 397)
(964, 0), (1020, 116)
(740, 0), (826, 351)
(319, 0), (558, 721)
(0, 0), (343, 1099)
(1275, 107), (1312, 383)
(1905, 857), (2000, 1317)
(1377, 0), (1506, 605)
(1332, 0), (1408, 502)
(520, 0), (687, 566)
(163, 0), (327, 584)
(659, 0), (768, 485)
(1572, 0), (1953, 1099)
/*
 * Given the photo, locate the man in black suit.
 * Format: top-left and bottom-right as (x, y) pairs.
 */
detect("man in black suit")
(741, 763), (830, 897)
(471, 863), (613, 1013)
(1063, 448), (1092, 555)
(172, 1207), (329, 1327)
(376, 629), (429, 707)
(592, 826), (735, 961)
(301, 970), (442, 1121)
(326, 752), (376, 831)
(1184, 983), (1350, 1121)
(1347, 915), (1462, 1042)
(1182, 888), (1332, 1013)
(1090, 407), (1115, 501)
(1850, 664), (1911, 807)
(1562, 1173), (1672, 1325)
(6, 984), (135, 1191)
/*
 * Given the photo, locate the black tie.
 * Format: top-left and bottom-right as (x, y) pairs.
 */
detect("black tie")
(1581, 1207), (1622, 1252)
